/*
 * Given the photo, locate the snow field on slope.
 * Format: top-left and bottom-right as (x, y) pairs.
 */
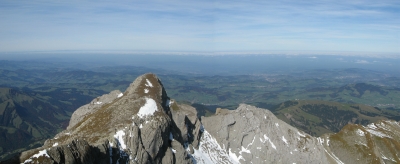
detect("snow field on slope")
(191, 130), (238, 164)
(23, 149), (50, 163)
(114, 130), (127, 149)
(137, 98), (158, 118)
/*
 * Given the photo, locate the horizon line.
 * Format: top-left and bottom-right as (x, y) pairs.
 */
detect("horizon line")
(0, 50), (399, 58)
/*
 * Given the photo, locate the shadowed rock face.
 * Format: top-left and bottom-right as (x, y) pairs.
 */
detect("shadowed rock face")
(6, 73), (400, 164)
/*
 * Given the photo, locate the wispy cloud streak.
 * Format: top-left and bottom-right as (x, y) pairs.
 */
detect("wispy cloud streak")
(0, 0), (399, 54)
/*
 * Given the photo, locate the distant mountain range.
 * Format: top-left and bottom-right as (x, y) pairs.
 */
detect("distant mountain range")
(3, 74), (399, 164)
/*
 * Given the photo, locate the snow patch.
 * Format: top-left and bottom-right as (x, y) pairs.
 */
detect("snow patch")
(367, 124), (378, 129)
(23, 149), (50, 163)
(52, 142), (58, 147)
(365, 128), (391, 138)
(167, 99), (174, 107)
(137, 98), (158, 118)
(171, 148), (177, 153)
(144, 89), (149, 93)
(357, 129), (365, 136)
(275, 123), (279, 127)
(327, 138), (330, 146)
(229, 148), (241, 163)
(317, 137), (324, 145)
(263, 135), (277, 150)
(247, 136), (255, 147)
(381, 153), (396, 162)
(95, 101), (102, 105)
(323, 147), (344, 164)
(117, 93), (123, 98)
(114, 130), (127, 149)
(297, 131), (306, 137)
(190, 130), (238, 164)
(33, 149), (49, 158)
(139, 124), (143, 129)
(282, 136), (288, 145)
(240, 146), (251, 154)
(356, 141), (368, 147)
(145, 79), (153, 87)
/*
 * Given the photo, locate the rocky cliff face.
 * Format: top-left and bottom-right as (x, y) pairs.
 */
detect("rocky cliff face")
(199, 104), (330, 164)
(189, 104), (400, 164)
(6, 73), (400, 164)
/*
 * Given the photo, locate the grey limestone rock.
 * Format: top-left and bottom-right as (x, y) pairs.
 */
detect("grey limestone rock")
(67, 90), (123, 129)
(201, 104), (331, 164)
(170, 103), (202, 149)
(17, 73), (195, 164)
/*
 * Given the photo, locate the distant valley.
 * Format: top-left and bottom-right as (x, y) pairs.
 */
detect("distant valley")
(1, 57), (400, 161)
(3, 73), (400, 164)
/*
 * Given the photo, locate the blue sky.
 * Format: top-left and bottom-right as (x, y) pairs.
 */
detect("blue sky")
(0, 0), (399, 54)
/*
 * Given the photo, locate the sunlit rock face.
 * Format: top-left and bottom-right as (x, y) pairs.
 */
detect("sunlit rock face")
(200, 104), (329, 164)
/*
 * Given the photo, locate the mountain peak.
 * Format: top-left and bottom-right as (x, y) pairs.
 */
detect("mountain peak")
(7, 73), (400, 164)
(13, 73), (197, 164)
(124, 73), (166, 98)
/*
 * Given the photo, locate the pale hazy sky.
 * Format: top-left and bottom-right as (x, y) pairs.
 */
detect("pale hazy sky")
(1, 0), (399, 54)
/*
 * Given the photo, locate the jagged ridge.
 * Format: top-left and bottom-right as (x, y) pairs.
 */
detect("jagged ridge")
(5, 73), (400, 164)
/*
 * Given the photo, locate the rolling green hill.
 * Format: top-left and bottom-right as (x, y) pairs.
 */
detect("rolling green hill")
(273, 100), (400, 137)
(0, 88), (96, 160)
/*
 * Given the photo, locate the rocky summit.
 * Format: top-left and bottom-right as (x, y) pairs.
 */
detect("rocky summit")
(4, 73), (400, 164)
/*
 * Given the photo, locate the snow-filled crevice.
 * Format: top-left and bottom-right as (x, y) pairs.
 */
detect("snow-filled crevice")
(111, 130), (130, 164)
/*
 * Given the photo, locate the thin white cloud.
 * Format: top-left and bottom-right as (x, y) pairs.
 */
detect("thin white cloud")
(0, 0), (399, 53)
(355, 60), (370, 64)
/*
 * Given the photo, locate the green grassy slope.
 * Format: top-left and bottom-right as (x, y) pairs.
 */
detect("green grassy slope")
(273, 100), (400, 136)
(0, 88), (95, 160)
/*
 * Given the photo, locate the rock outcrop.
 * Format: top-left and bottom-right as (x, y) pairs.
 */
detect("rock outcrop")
(319, 120), (400, 164)
(9, 73), (199, 164)
(198, 104), (330, 164)
(6, 73), (400, 164)
(67, 90), (123, 129)
(190, 104), (400, 164)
